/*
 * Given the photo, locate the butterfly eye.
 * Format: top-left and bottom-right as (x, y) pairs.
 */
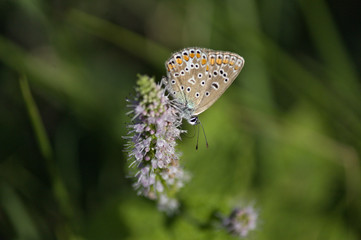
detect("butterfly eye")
(201, 80), (205, 86)
(195, 64), (199, 69)
(198, 73), (203, 78)
(213, 71), (218, 76)
(185, 67), (189, 72)
(171, 80), (176, 84)
(219, 69), (224, 75)
(189, 116), (198, 125)
(195, 92), (200, 98)
(180, 70), (185, 75)
(205, 91), (210, 97)
(224, 78), (229, 83)
(181, 86), (184, 90)
(186, 87), (191, 92)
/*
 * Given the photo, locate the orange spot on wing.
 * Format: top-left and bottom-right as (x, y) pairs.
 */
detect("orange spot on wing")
(206, 65), (209, 71)
(196, 53), (201, 58)
(223, 59), (229, 64)
(210, 57), (215, 65)
(189, 53), (195, 58)
(183, 55), (189, 61)
(176, 58), (183, 64)
(216, 58), (222, 65)
(201, 59), (207, 65)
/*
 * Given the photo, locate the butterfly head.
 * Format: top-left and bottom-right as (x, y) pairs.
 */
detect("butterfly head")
(178, 104), (199, 125)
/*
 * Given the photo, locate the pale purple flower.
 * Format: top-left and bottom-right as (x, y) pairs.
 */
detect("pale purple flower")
(222, 205), (258, 238)
(158, 195), (179, 213)
(124, 75), (190, 214)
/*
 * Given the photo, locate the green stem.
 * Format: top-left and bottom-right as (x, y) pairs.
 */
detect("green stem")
(19, 75), (77, 235)
(19, 75), (53, 162)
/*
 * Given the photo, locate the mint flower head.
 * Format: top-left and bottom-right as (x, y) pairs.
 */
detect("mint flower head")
(222, 205), (258, 238)
(124, 75), (189, 214)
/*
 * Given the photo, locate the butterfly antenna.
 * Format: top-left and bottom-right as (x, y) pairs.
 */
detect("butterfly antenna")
(199, 121), (209, 148)
(196, 123), (200, 150)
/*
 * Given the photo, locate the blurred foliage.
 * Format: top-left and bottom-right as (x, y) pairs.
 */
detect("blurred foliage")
(0, 0), (361, 239)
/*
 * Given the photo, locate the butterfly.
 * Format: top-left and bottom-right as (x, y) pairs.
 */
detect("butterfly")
(163, 47), (245, 125)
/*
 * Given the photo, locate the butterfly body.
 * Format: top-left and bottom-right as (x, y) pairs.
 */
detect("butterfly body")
(163, 47), (244, 125)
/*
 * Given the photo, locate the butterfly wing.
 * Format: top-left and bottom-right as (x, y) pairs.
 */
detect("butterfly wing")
(164, 52), (187, 103)
(165, 48), (244, 117)
(165, 48), (208, 110)
(193, 50), (244, 115)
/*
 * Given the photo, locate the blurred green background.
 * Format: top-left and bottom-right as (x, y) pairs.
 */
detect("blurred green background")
(0, 0), (360, 239)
